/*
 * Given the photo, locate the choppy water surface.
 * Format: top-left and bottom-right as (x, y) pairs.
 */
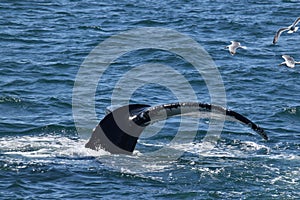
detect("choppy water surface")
(1, 0), (299, 199)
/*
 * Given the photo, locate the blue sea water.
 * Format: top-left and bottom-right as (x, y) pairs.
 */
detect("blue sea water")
(1, 0), (300, 199)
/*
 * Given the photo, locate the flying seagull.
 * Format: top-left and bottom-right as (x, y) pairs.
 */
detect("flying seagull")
(225, 41), (247, 55)
(85, 102), (268, 154)
(279, 55), (300, 68)
(273, 17), (300, 44)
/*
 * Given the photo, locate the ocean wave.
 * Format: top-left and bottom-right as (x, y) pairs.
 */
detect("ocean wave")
(272, 105), (300, 122)
(0, 96), (22, 103)
(281, 106), (300, 117)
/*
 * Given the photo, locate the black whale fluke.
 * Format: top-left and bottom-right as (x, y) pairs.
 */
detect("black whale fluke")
(85, 102), (268, 155)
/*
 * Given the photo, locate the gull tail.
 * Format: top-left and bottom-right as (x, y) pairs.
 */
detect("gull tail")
(85, 102), (268, 154)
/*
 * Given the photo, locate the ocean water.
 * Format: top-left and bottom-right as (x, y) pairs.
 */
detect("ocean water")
(1, 0), (300, 199)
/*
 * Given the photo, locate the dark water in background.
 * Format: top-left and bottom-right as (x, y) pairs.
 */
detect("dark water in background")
(1, 0), (300, 199)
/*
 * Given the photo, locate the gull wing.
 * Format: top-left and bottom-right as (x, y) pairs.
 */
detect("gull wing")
(282, 55), (295, 68)
(282, 55), (294, 62)
(273, 27), (289, 44)
(291, 17), (300, 26)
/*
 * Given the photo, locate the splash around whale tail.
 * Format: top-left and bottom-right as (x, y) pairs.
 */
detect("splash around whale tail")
(85, 102), (268, 155)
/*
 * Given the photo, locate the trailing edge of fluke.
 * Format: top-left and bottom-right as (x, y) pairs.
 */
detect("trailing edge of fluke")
(85, 102), (268, 155)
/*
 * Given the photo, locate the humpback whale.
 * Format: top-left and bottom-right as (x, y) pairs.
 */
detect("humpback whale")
(85, 102), (268, 155)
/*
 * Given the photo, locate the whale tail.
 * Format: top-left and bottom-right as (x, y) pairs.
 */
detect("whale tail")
(85, 104), (150, 154)
(85, 102), (268, 154)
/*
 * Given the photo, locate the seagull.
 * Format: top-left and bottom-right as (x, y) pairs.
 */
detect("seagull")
(279, 55), (300, 68)
(225, 41), (247, 55)
(273, 17), (300, 44)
